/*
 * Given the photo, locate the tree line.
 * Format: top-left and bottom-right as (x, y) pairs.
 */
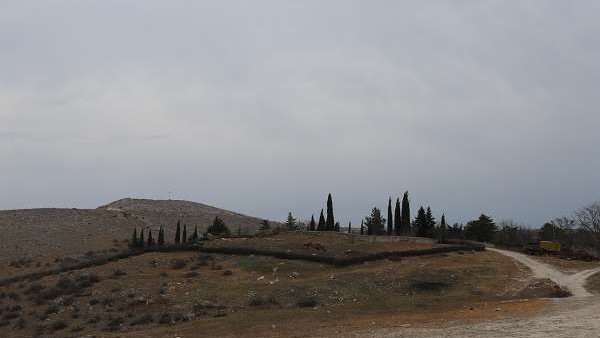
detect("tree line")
(281, 192), (502, 244)
(129, 216), (232, 249)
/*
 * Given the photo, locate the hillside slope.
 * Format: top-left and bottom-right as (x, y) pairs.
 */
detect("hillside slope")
(0, 198), (270, 264)
(98, 198), (268, 235)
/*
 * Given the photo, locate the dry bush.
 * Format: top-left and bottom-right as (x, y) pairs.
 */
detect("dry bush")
(130, 314), (154, 326)
(24, 283), (45, 295)
(50, 320), (68, 331)
(296, 297), (318, 308)
(111, 269), (127, 278)
(157, 312), (187, 325)
(45, 303), (60, 315)
(105, 317), (124, 331)
(170, 259), (187, 269)
(184, 272), (199, 278)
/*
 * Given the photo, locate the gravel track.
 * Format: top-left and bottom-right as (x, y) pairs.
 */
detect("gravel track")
(352, 248), (600, 338)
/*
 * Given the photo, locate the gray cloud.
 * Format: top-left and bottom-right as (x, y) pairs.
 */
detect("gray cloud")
(2, 0), (600, 226)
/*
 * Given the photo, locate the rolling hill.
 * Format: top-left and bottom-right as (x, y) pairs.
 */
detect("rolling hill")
(0, 198), (272, 264)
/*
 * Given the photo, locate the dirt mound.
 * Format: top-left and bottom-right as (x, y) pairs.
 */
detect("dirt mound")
(517, 278), (572, 298)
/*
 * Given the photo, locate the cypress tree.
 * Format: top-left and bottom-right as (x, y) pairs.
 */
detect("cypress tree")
(425, 207), (436, 237)
(130, 228), (138, 248)
(439, 214), (448, 244)
(348, 221), (352, 234)
(317, 209), (326, 231)
(285, 212), (298, 230)
(394, 198), (401, 236)
(158, 227), (165, 246)
(401, 192), (411, 235)
(175, 220), (181, 244)
(139, 229), (145, 248)
(192, 226), (199, 241)
(182, 224), (188, 243)
(309, 215), (316, 231)
(147, 230), (154, 247)
(360, 220), (364, 235)
(325, 193), (335, 231)
(387, 197), (393, 235)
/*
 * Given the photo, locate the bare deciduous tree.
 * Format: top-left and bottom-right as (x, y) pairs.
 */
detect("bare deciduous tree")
(575, 202), (600, 255)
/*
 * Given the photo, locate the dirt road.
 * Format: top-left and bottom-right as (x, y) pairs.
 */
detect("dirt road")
(353, 248), (600, 338)
(487, 248), (600, 297)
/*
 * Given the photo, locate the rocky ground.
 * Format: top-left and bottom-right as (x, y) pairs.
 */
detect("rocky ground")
(0, 198), (272, 266)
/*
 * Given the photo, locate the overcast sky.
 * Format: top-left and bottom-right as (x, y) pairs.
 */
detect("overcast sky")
(2, 0), (600, 227)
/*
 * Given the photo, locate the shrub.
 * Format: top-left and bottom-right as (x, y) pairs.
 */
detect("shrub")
(14, 317), (25, 329)
(70, 325), (84, 332)
(24, 283), (45, 295)
(296, 297), (318, 308)
(75, 273), (101, 287)
(158, 312), (186, 325)
(105, 317), (124, 331)
(45, 304), (60, 315)
(170, 259), (187, 270)
(184, 272), (199, 278)
(130, 314), (154, 326)
(3, 311), (20, 320)
(50, 320), (68, 331)
(111, 269), (127, 278)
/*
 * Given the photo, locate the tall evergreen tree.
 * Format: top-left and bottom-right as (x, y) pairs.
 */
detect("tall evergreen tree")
(464, 214), (497, 242)
(147, 230), (154, 247)
(360, 220), (365, 235)
(175, 220), (181, 244)
(325, 193), (335, 231)
(191, 226), (199, 241)
(130, 228), (138, 248)
(387, 198), (393, 235)
(285, 212), (298, 230)
(317, 209), (326, 231)
(438, 214), (448, 244)
(348, 222), (352, 234)
(414, 207), (428, 237)
(394, 198), (401, 236)
(139, 229), (145, 248)
(309, 215), (316, 231)
(364, 207), (386, 235)
(206, 216), (231, 237)
(401, 192), (411, 235)
(425, 207), (436, 237)
(182, 224), (188, 243)
(158, 227), (165, 246)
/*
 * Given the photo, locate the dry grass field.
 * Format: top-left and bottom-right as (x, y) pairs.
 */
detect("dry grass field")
(0, 238), (539, 338)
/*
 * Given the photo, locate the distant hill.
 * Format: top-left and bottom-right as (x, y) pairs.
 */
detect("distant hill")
(0, 198), (272, 263)
(98, 198), (269, 237)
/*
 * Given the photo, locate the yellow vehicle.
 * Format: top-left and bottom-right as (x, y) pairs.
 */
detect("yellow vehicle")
(525, 241), (561, 255)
